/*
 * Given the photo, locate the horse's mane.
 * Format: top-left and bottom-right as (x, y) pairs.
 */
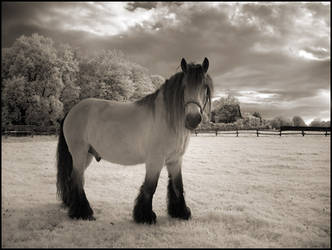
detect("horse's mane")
(135, 63), (214, 133)
(135, 88), (160, 115)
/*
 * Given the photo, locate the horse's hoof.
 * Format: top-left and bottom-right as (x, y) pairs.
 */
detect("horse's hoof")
(182, 206), (191, 220)
(69, 206), (94, 220)
(69, 213), (95, 221)
(134, 210), (157, 224)
(87, 215), (96, 221)
(169, 206), (191, 220)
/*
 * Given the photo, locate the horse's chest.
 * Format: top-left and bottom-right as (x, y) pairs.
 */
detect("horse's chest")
(164, 134), (190, 162)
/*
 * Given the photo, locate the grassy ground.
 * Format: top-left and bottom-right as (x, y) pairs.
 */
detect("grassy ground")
(1, 135), (330, 247)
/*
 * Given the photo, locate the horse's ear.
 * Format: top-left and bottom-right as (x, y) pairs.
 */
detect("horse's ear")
(181, 58), (187, 73)
(202, 57), (209, 73)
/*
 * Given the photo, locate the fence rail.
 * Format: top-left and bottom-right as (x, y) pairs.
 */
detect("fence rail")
(2, 125), (58, 137)
(2, 126), (330, 137)
(193, 126), (331, 137)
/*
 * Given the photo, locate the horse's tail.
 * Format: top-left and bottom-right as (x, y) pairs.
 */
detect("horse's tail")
(56, 114), (72, 206)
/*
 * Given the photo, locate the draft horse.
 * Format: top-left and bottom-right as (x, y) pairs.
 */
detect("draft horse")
(56, 57), (214, 224)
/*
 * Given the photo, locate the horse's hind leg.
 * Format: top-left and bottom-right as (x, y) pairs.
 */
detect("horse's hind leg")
(68, 147), (95, 220)
(166, 159), (191, 220)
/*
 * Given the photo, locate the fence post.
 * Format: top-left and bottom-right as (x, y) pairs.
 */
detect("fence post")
(236, 129), (238, 137)
(279, 129), (282, 136)
(195, 130), (197, 136)
(325, 129), (328, 136)
(215, 129), (218, 136)
(256, 129), (259, 137)
(302, 130), (305, 136)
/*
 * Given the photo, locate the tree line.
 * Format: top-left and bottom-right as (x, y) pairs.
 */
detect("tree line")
(2, 33), (164, 131)
(205, 94), (330, 130)
(2, 33), (329, 132)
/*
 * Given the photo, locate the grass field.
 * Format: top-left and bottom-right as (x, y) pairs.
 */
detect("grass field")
(1, 135), (330, 247)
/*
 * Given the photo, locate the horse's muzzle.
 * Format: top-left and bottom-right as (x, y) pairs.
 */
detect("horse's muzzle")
(185, 113), (202, 130)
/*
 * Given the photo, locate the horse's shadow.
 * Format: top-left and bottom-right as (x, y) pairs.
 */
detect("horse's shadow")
(4, 201), (192, 233)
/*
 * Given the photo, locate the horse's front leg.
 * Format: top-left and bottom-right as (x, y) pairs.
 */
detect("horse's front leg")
(133, 158), (163, 224)
(166, 158), (191, 220)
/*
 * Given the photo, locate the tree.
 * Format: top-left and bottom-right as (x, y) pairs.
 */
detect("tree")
(78, 49), (155, 102)
(292, 116), (307, 127)
(129, 63), (155, 100)
(270, 116), (292, 129)
(58, 43), (80, 113)
(252, 111), (262, 123)
(309, 119), (330, 127)
(212, 95), (242, 123)
(2, 76), (29, 125)
(1, 33), (65, 127)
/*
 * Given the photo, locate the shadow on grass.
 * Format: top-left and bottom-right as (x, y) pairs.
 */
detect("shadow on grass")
(3, 202), (69, 232)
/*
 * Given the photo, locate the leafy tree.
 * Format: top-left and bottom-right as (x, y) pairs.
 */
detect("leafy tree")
(270, 116), (292, 129)
(1, 34), (65, 127)
(58, 44), (80, 113)
(292, 116), (307, 127)
(212, 95), (242, 123)
(322, 121), (331, 127)
(129, 63), (155, 100)
(309, 119), (330, 127)
(2, 76), (29, 125)
(310, 119), (321, 127)
(252, 111), (262, 123)
(78, 49), (155, 102)
(78, 59), (107, 100)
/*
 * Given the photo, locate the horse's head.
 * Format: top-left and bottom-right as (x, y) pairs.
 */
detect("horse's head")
(181, 57), (213, 130)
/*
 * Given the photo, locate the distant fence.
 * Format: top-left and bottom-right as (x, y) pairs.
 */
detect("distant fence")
(2, 125), (330, 138)
(2, 125), (58, 137)
(193, 126), (331, 137)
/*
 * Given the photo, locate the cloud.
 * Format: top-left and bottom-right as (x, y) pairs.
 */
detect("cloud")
(1, 2), (330, 122)
(125, 2), (158, 11)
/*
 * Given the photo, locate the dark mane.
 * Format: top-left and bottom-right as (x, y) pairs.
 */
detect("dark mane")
(135, 63), (214, 133)
(163, 72), (185, 133)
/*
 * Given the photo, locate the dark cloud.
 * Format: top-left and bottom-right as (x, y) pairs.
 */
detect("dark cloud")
(1, 2), (330, 122)
(125, 2), (157, 11)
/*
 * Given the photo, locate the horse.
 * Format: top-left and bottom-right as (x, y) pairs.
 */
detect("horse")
(56, 57), (214, 224)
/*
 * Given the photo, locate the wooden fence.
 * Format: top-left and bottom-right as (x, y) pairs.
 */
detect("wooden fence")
(193, 126), (331, 137)
(2, 125), (58, 137)
(2, 125), (330, 137)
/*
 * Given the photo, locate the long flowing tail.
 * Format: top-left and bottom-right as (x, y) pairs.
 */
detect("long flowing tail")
(56, 114), (73, 206)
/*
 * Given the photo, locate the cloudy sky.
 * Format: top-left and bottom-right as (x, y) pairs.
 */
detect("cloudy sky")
(2, 2), (330, 124)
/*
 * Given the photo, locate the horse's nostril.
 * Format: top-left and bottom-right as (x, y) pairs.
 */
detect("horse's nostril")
(197, 115), (202, 124)
(186, 114), (202, 129)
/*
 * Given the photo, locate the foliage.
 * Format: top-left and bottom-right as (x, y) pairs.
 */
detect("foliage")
(252, 112), (262, 123)
(235, 115), (261, 129)
(270, 116), (292, 129)
(1, 34), (67, 129)
(58, 43), (80, 114)
(2, 33), (165, 131)
(211, 95), (242, 123)
(292, 116), (307, 127)
(78, 50), (158, 102)
(310, 119), (330, 127)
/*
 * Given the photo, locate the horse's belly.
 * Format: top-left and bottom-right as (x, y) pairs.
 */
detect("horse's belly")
(101, 147), (145, 166)
(93, 134), (146, 166)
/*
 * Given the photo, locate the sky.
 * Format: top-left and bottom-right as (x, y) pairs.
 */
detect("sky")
(2, 2), (330, 124)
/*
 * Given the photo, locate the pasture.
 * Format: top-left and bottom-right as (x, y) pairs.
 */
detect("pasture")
(1, 135), (330, 247)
